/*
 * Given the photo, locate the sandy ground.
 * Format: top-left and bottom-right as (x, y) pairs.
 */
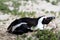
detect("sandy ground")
(0, 14), (17, 40)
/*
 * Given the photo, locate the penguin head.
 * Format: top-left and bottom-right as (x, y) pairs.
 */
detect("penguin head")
(38, 16), (55, 24)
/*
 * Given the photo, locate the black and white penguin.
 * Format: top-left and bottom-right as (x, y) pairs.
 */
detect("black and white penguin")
(7, 16), (55, 35)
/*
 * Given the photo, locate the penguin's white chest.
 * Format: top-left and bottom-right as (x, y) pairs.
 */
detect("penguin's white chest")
(35, 23), (43, 30)
(35, 17), (45, 30)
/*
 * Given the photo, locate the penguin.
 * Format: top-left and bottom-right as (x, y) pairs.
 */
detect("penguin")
(7, 16), (55, 35)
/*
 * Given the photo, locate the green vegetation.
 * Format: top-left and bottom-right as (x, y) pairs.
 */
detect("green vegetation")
(0, 1), (11, 13)
(27, 37), (32, 40)
(35, 29), (58, 40)
(45, 0), (50, 2)
(0, 0), (36, 17)
(45, 11), (49, 14)
(41, 9), (45, 12)
(11, 11), (36, 17)
(59, 12), (60, 15)
(51, 1), (57, 5)
(50, 11), (56, 15)
(56, 31), (60, 40)
(45, 0), (60, 5)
